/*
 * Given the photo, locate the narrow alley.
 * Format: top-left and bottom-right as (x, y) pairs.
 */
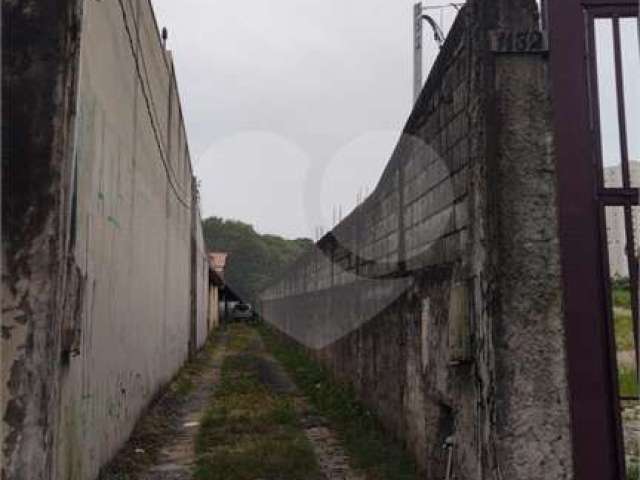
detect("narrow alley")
(4, 1), (639, 479)
(101, 324), (416, 480)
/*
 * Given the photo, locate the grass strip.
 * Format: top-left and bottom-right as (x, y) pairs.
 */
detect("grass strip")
(613, 285), (632, 309)
(614, 307), (635, 352)
(619, 365), (640, 398)
(258, 324), (419, 480)
(195, 324), (321, 480)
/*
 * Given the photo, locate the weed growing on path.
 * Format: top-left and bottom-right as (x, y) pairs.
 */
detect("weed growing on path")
(258, 325), (418, 480)
(195, 324), (321, 480)
(98, 331), (224, 479)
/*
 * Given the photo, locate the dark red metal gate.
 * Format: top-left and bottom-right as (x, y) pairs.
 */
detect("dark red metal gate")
(548, 1), (639, 478)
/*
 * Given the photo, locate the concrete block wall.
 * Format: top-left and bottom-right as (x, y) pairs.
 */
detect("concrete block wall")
(2, 1), (209, 479)
(261, 1), (574, 479)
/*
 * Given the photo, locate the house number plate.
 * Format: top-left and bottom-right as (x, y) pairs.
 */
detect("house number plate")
(490, 30), (549, 53)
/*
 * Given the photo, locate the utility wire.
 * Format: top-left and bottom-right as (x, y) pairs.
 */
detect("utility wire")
(126, 0), (190, 200)
(117, 0), (191, 209)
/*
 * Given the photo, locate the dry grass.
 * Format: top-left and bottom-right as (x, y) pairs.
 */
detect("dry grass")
(195, 325), (321, 480)
(258, 325), (419, 480)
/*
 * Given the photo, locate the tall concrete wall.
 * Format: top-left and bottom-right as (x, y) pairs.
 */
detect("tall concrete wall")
(194, 208), (210, 351)
(261, 1), (574, 479)
(2, 1), (209, 479)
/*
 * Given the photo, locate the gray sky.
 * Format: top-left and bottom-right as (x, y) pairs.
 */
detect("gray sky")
(151, 0), (457, 239)
(151, 1), (638, 239)
(595, 17), (640, 171)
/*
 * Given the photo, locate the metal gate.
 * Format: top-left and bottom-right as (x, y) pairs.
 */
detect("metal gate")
(548, 1), (639, 478)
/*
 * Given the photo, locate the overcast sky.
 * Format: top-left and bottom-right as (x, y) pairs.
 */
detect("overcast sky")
(151, 0), (458, 239)
(151, 2), (638, 239)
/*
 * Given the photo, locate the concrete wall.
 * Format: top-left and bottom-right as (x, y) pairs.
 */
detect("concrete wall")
(194, 207), (209, 351)
(261, 1), (574, 479)
(208, 286), (220, 332)
(2, 1), (209, 479)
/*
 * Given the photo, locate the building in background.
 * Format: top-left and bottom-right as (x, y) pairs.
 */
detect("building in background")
(209, 252), (228, 281)
(207, 252), (229, 330)
(604, 162), (640, 278)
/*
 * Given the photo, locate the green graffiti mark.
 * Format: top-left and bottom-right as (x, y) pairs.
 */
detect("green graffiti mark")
(107, 216), (120, 229)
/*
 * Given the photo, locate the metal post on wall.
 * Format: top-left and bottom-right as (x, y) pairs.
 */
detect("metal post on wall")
(412, 3), (454, 103)
(414, 2), (423, 103)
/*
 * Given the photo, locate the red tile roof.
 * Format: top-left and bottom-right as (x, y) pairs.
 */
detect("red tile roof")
(208, 252), (228, 274)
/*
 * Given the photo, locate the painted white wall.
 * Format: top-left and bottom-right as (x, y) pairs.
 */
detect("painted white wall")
(55, 1), (207, 478)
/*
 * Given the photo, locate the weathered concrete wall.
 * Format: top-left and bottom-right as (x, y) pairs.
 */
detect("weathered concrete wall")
(261, 1), (574, 479)
(2, 1), (209, 479)
(208, 286), (220, 332)
(194, 208), (209, 351)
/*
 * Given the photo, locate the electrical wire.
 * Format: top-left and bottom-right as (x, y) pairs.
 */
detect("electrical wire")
(116, 0), (192, 209)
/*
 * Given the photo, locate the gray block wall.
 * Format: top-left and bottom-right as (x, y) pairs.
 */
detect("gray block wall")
(260, 1), (574, 478)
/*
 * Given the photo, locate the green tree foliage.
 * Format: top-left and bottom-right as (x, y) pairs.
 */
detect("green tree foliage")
(202, 217), (313, 303)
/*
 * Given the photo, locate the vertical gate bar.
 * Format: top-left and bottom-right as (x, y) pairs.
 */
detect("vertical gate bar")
(592, 12), (630, 477)
(587, 14), (606, 192)
(548, 1), (624, 478)
(587, 13), (621, 424)
(612, 16), (632, 189)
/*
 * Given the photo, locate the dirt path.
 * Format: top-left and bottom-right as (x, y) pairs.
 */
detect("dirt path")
(302, 422), (366, 480)
(100, 336), (228, 480)
(138, 346), (226, 479)
(253, 339), (366, 480)
(194, 324), (366, 480)
(103, 325), (365, 480)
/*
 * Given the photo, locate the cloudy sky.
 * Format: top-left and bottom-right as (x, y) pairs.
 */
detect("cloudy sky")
(151, 0), (458, 239)
(150, 1), (639, 239)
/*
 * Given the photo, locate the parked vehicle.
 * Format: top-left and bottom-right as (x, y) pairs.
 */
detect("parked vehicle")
(231, 302), (254, 321)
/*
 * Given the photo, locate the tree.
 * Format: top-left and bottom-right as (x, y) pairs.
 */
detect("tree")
(202, 217), (313, 303)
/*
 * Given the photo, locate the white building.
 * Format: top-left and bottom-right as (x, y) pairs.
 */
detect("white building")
(604, 162), (640, 278)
